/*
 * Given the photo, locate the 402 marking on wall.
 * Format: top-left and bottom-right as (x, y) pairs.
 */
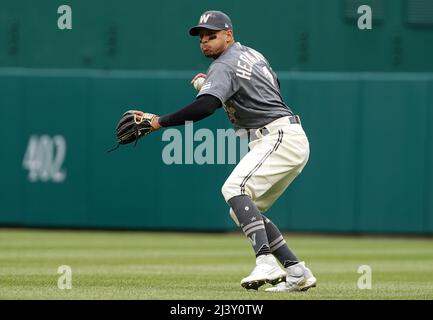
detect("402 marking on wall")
(22, 135), (67, 183)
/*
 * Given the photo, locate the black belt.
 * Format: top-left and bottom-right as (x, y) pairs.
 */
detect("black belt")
(249, 115), (301, 141)
(289, 115), (301, 124)
(261, 115), (301, 133)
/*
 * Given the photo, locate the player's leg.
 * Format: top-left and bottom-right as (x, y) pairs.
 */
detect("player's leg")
(222, 121), (315, 290)
(262, 214), (299, 268)
(253, 170), (318, 292)
(229, 202), (316, 292)
(228, 195), (271, 257)
(261, 210), (317, 293)
(262, 214), (317, 292)
(239, 119), (315, 292)
(247, 122), (316, 292)
(227, 195), (286, 290)
(222, 133), (288, 290)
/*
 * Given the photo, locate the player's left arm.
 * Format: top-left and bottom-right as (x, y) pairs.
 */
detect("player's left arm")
(139, 94), (222, 130)
(141, 62), (237, 131)
(150, 63), (237, 130)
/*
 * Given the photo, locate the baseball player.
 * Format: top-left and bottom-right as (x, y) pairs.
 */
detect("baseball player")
(124, 10), (317, 292)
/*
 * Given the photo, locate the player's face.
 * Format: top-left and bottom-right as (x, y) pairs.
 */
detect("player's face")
(198, 29), (232, 59)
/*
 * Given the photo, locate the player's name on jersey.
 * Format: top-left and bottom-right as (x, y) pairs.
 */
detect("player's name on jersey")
(236, 49), (266, 80)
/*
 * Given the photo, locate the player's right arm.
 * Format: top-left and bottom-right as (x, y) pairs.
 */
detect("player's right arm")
(191, 73), (206, 85)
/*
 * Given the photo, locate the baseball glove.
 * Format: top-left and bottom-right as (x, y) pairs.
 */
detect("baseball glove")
(108, 110), (156, 152)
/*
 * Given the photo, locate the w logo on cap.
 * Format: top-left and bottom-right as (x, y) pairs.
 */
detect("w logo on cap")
(199, 13), (211, 23)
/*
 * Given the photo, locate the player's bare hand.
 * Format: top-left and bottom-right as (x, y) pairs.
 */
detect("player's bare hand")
(191, 73), (206, 84)
(150, 116), (162, 130)
(133, 110), (161, 130)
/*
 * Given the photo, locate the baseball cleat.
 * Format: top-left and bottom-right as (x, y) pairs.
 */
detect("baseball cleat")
(265, 261), (317, 292)
(241, 254), (287, 290)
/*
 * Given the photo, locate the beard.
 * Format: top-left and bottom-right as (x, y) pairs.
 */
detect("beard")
(202, 49), (222, 59)
(205, 53), (217, 59)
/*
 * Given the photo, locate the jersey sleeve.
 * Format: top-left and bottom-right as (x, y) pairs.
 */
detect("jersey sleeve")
(197, 62), (239, 104)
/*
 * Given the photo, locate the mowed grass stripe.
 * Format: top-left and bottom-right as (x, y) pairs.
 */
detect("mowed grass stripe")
(0, 229), (432, 300)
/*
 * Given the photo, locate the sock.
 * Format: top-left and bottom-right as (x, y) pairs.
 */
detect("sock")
(228, 195), (271, 257)
(262, 214), (299, 268)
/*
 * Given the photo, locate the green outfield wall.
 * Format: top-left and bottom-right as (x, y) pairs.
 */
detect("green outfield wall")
(1, 0), (433, 72)
(0, 69), (432, 233)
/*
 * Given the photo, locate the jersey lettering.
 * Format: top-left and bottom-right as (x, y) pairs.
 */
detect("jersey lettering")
(200, 81), (212, 92)
(235, 49), (267, 81)
(198, 42), (293, 129)
(236, 60), (252, 80)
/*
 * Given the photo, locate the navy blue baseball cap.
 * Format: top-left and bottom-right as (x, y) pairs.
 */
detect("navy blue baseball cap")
(189, 10), (233, 36)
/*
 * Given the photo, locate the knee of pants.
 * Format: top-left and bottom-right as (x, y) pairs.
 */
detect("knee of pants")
(221, 179), (246, 203)
(229, 208), (240, 227)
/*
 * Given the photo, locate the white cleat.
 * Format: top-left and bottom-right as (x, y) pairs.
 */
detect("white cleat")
(265, 261), (317, 292)
(241, 254), (287, 290)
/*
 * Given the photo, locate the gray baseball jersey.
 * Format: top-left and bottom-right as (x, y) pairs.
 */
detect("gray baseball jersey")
(197, 42), (293, 130)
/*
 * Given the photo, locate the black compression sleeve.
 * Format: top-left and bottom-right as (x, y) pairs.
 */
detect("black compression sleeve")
(158, 94), (222, 127)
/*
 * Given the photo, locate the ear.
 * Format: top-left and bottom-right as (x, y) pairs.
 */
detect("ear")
(225, 30), (234, 42)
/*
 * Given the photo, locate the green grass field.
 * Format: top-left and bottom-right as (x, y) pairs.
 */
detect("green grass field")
(0, 228), (432, 300)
